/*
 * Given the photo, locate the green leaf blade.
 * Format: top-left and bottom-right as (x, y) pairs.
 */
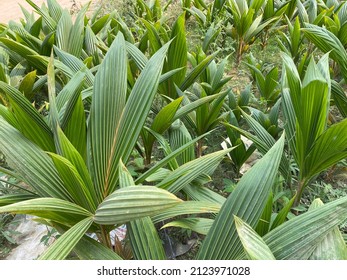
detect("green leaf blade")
(74, 235), (123, 260)
(119, 162), (166, 260)
(0, 197), (92, 226)
(38, 217), (93, 260)
(0, 82), (55, 152)
(264, 195), (347, 260)
(89, 33), (128, 200)
(235, 216), (276, 260)
(0, 118), (70, 199)
(94, 186), (182, 225)
(197, 134), (285, 259)
(308, 199), (347, 260)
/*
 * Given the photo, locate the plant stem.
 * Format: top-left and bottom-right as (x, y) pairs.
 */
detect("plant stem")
(197, 139), (203, 158)
(145, 152), (151, 166)
(100, 225), (112, 250)
(294, 179), (306, 207)
(236, 38), (244, 66)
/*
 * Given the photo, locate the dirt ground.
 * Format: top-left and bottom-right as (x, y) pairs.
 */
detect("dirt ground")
(0, 0), (96, 24)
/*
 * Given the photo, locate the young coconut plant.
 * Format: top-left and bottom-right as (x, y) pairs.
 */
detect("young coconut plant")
(225, 52), (347, 207)
(0, 34), (185, 259)
(196, 132), (347, 260)
(281, 52), (347, 206)
(225, 0), (279, 64)
(0, 30), (237, 259)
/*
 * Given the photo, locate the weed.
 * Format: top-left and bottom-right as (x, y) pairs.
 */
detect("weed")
(0, 213), (20, 259)
(40, 227), (61, 246)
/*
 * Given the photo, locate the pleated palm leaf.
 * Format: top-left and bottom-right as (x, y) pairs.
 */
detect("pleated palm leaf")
(0, 33), (184, 259)
(303, 23), (347, 118)
(163, 134), (347, 260)
(234, 197), (347, 260)
(281, 53), (347, 206)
